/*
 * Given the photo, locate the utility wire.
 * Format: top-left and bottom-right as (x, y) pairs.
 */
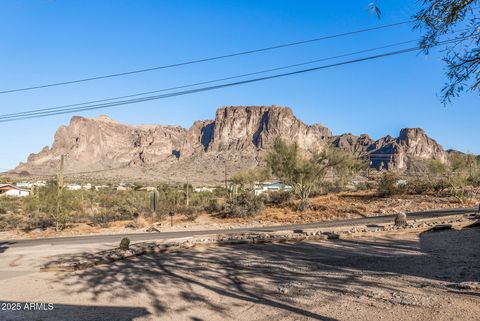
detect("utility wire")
(1, 27), (468, 120)
(0, 36), (468, 123)
(0, 20), (413, 94)
(0, 38), (421, 120)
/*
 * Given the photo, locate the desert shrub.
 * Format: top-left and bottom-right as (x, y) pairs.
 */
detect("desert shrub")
(267, 139), (365, 211)
(204, 199), (224, 214)
(92, 211), (118, 228)
(183, 207), (199, 221)
(406, 178), (433, 195)
(468, 175), (480, 187)
(224, 192), (264, 218)
(119, 237), (130, 250)
(0, 196), (24, 214)
(266, 191), (293, 206)
(92, 190), (147, 220)
(0, 219), (7, 231)
(377, 172), (406, 197)
(23, 212), (54, 231)
(0, 213), (24, 230)
(353, 182), (369, 191)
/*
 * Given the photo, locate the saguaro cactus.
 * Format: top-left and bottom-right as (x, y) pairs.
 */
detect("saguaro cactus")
(150, 189), (159, 213)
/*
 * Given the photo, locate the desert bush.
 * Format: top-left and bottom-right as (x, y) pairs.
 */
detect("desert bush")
(93, 190), (147, 220)
(224, 192), (264, 218)
(0, 196), (24, 214)
(24, 181), (82, 231)
(23, 212), (54, 231)
(119, 237), (130, 250)
(265, 191), (293, 206)
(377, 172), (406, 197)
(179, 206), (199, 221)
(92, 211), (116, 228)
(406, 177), (434, 195)
(0, 219), (7, 231)
(204, 199), (224, 214)
(0, 213), (24, 230)
(267, 139), (364, 211)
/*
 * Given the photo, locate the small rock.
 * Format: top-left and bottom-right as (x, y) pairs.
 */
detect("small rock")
(278, 286), (289, 294)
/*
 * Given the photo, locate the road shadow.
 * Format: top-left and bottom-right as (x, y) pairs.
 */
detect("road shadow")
(0, 241), (15, 254)
(0, 301), (150, 321)
(46, 227), (480, 320)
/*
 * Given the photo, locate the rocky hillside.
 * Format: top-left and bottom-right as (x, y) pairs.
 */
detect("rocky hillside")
(13, 106), (448, 183)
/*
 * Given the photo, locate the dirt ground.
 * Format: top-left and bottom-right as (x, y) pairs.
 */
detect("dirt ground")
(256, 191), (478, 224)
(1, 191), (476, 240)
(1, 225), (479, 321)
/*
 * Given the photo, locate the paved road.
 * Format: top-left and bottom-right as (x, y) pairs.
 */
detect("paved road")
(0, 208), (476, 247)
(2, 207), (476, 248)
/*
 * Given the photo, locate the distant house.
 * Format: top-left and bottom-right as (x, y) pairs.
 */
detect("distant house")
(65, 184), (82, 191)
(34, 181), (47, 187)
(194, 187), (215, 193)
(0, 184), (30, 197)
(82, 183), (93, 190)
(15, 182), (33, 188)
(254, 180), (292, 195)
(138, 186), (157, 192)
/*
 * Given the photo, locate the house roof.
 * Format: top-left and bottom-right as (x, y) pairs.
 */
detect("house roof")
(0, 184), (30, 192)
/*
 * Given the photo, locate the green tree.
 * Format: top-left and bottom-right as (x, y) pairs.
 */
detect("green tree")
(25, 180), (81, 231)
(267, 139), (363, 211)
(373, 1), (479, 103)
(415, 0), (479, 103)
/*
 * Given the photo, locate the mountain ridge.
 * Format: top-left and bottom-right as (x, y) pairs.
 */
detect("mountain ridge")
(13, 106), (448, 183)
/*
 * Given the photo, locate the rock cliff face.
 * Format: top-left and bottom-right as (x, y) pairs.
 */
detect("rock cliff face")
(330, 128), (447, 170)
(14, 106), (448, 183)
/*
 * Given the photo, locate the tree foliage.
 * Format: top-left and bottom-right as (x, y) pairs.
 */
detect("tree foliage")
(25, 180), (82, 231)
(266, 139), (364, 211)
(372, 1), (479, 103)
(415, 0), (479, 103)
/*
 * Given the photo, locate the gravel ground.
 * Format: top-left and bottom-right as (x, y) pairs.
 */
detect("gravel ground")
(0, 226), (479, 321)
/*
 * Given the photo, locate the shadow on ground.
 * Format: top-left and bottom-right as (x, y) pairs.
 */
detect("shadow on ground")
(0, 241), (15, 254)
(0, 301), (150, 321)
(46, 227), (480, 320)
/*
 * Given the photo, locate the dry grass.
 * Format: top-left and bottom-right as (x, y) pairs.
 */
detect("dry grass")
(250, 190), (478, 225)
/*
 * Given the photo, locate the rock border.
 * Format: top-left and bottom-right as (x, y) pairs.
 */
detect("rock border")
(41, 214), (477, 272)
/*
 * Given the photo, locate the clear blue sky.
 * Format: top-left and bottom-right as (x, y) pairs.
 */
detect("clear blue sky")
(0, 0), (478, 170)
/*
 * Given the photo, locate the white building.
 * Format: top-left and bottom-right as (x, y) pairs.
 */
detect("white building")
(0, 184), (30, 197)
(194, 187), (215, 193)
(65, 184), (82, 191)
(254, 180), (292, 195)
(82, 183), (93, 190)
(15, 182), (33, 188)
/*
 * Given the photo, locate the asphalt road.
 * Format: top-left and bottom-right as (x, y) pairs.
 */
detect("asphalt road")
(2, 207), (476, 248)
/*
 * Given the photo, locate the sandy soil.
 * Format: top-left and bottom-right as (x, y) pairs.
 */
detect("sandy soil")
(0, 224), (479, 321)
(1, 191), (476, 241)
(256, 191), (477, 224)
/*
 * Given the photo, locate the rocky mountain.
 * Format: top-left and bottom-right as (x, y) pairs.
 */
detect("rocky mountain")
(13, 106), (448, 183)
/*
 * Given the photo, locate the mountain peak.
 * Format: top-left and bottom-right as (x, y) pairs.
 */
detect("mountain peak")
(14, 106), (448, 183)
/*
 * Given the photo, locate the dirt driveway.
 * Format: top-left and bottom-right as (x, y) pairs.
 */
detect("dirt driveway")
(1, 227), (479, 321)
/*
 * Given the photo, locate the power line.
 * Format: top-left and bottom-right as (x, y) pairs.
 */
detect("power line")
(0, 20), (413, 95)
(1, 28), (468, 121)
(0, 36), (468, 123)
(0, 38), (421, 120)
